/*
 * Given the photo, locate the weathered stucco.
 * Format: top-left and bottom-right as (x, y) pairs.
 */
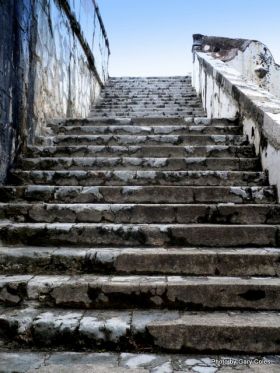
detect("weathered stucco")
(0, 0), (109, 184)
(192, 34), (280, 200)
(193, 34), (280, 98)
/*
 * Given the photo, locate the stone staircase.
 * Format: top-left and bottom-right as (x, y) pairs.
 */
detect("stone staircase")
(1, 76), (280, 371)
(90, 76), (205, 118)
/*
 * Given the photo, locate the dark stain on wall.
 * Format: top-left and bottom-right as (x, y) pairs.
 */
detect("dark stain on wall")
(0, 0), (33, 183)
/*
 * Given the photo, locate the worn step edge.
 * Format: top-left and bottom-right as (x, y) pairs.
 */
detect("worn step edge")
(50, 125), (242, 135)
(9, 170), (268, 187)
(47, 118), (237, 127)
(0, 186), (275, 204)
(1, 247), (280, 276)
(1, 307), (280, 353)
(18, 157), (260, 172)
(36, 135), (249, 147)
(25, 145), (256, 158)
(0, 203), (279, 224)
(2, 274), (280, 310)
(0, 223), (278, 247)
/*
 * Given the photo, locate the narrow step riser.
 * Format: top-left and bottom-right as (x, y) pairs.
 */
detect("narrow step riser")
(18, 158), (260, 172)
(25, 145), (256, 158)
(99, 96), (201, 101)
(93, 106), (204, 109)
(1, 308), (280, 353)
(0, 186), (275, 204)
(0, 225), (278, 247)
(47, 118), (235, 127)
(1, 204), (279, 224)
(102, 90), (195, 93)
(90, 108), (205, 113)
(97, 99), (201, 105)
(10, 171), (267, 187)
(2, 276), (280, 310)
(148, 317), (280, 353)
(50, 126), (242, 136)
(93, 105), (206, 111)
(91, 103), (202, 108)
(37, 135), (247, 147)
(89, 112), (206, 118)
(1, 248), (279, 277)
(99, 91), (196, 96)
(95, 99), (202, 104)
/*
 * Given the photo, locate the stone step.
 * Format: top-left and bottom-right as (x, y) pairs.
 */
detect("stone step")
(99, 92), (196, 96)
(0, 223), (278, 247)
(105, 87), (193, 92)
(96, 96), (202, 101)
(100, 87), (194, 92)
(104, 81), (192, 85)
(90, 108), (204, 113)
(1, 203), (279, 224)
(110, 75), (190, 77)
(101, 90), (196, 94)
(89, 109), (205, 119)
(94, 100), (201, 105)
(93, 104), (203, 111)
(108, 77), (191, 81)
(0, 186), (275, 204)
(48, 117), (232, 127)
(101, 91), (197, 96)
(18, 157), (260, 172)
(3, 351), (266, 373)
(37, 135), (249, 147)
(97, 98), (200, 105)
(50, 125), (242, 136)
(1, 306), (280, 353)
(105, 81), (192, 86)
(1, 246), (280, 277)
(0, 307), (280, 354)
(2, 274), (280, 310)
(108, 75), (191, 80)
(90, 108), (205, 113)
(10, 170), (268, 186)
(96, 97), (196, 101)
(101, 86), (194, 91)
(103, 87), (198, 91)
(105, 77), (191, 81)
(99, 96), (200, 102)
(26, 145), (255, 158)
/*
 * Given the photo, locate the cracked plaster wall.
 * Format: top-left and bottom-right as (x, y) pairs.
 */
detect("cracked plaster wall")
(0, 0), (109, 184)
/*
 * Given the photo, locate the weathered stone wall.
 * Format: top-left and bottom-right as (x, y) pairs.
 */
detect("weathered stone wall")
(0, 0), (109, 184)
(192, 36), (280, 200)
(227, 41), (280, 98)
(193, 34), (280, 98)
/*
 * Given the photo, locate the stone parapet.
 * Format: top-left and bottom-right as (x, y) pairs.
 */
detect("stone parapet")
(192, 35), (280, 200)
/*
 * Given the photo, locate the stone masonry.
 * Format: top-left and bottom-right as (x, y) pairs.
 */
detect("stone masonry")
(1, 76), (280, 372)
(0, 0), (109, 184)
